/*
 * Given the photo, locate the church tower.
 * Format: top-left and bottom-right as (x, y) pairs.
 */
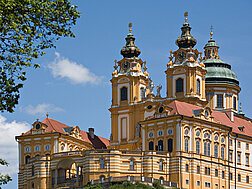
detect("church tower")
(165, 13), (207, 105)
(203, 27), (241, 112)
(109, 23), (151, 150)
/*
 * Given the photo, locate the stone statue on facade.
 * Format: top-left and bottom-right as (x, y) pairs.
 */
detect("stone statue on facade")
(156, 84), (162, 97)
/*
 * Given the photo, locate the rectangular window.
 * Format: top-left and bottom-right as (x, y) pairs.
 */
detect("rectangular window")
(197, 165), (200, 174)
(197, 181), (200, 186)
(185, 164), (189, 172)
(208, 168), (210, 175)
(229, 173), (233, 180)
(238, 154), (241, 164)
(246, 155), (249, 166)
(238, 174), (241, 182)
(247, 176), (249, 183)
(230, 139), (233, 146)
(229, 152), (233, 162)
(222, 171), (225, 179)
(129, 159), (134, 170)
(186, 179), (189, 185)
(215, 169), (218, 177)
(205, 167), (208, 175)
(100, 158), (105, 169)
(246, 143), (249, 150)
(217, 94), (224, 108)
(238, 141), (241, 148)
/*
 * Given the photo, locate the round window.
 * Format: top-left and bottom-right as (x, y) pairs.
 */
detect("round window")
(158, 130), (163, 136)
(148, 132), (154, 138)
(159, 107), (164, 113)
(35, 123), (40, 130)
(184, 129), (189, 135)
(61, 145), (64, 151)
(205, 110), (209, 117)
(45, 145), (50, 151)
(35, 146), (40, 152)
(196, 131), (200, 137)
(25, 147), (30, 152)
(214, 135), (219, 141)
(204, 133), (208, 138)
(167, 129), (173, 135)
(147, 105), (152, 109)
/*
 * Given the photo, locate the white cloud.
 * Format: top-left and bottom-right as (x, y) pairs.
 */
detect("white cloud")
(0, 115), (30, 175)
(48, 52), (103, 84)
(22, 103), (64, 116)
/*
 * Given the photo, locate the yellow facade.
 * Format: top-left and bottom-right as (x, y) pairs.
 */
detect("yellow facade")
(16, 14), (252, 189)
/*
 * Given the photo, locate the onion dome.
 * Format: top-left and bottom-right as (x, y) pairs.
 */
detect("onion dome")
(203, 28), (239, 87)
(120, 23), (141, 58)
(176, 12), (197, 48)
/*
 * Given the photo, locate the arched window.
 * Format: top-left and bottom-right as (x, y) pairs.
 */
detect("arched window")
(221, 147), (225, 160)
(204, 142), (207, 156)
(184, 139), (189, 153)
(176, 78), (184, 93)
(149, 141), (154, 151)
(214, 144), (218, 158)
(100, 158), (105, 169)
(233, 96), (237, 110)
(196, 79), (200, 94)
(25, 155), (30, 164)
(121, 87), (128, 101)
(140, 87), (145, 100)
(100, 175), (105, 183)
(207, 50), (211, 58)
(159, 160), (163, 171)
(130, 159), (134, 170)
(158, 140), (163, 151)
(168, 139), (173, 152)
(196, 141), (200, 154)
(32, 165), (35, 176)
(207, 142), (211, 156)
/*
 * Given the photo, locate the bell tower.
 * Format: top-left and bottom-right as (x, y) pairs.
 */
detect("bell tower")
(203, 27), (241, 112)
(165, 12), (207, 105)
(110, 23), (151, 149)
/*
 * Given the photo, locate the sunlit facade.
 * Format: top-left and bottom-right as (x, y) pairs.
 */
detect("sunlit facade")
(16, 14), (252, 189)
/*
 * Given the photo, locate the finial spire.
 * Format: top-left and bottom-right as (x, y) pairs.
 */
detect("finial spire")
(46, 112), (49, 118)
(238, 102), (245, 116)
(129, 23), (132, 33)
(210, 25), (214, 39)
(184, 12), (188, 22)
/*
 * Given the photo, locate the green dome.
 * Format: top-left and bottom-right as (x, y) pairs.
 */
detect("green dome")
(204, 39), (218, 48)
(203, 59), (239, 86)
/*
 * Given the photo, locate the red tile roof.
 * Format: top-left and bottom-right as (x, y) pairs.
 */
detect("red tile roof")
(167, 100), (252, 137)
(25, 118), (110, 149)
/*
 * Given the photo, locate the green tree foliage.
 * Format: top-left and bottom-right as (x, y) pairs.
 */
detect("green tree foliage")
(0, 158), (12, 186)
(0, 0), (80, 112)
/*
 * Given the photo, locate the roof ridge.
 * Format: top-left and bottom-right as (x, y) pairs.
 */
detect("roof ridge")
(46, 117), (57, 131)
(173, 100), (179, 113)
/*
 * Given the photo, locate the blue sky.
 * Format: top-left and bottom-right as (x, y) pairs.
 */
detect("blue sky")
(1, 0), (252, 188)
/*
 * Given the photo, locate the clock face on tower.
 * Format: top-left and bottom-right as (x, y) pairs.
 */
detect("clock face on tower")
(122, 61), (130, 72)
(177, 51), (186, 62)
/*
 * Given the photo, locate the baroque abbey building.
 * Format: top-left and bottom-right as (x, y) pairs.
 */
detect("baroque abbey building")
(16, 14), (252, 189)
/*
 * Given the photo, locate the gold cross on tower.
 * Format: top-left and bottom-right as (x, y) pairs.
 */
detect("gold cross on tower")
(184, 12), (188, 22)
(129, 23), (132, 33)
(210, 25), (214, 39)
